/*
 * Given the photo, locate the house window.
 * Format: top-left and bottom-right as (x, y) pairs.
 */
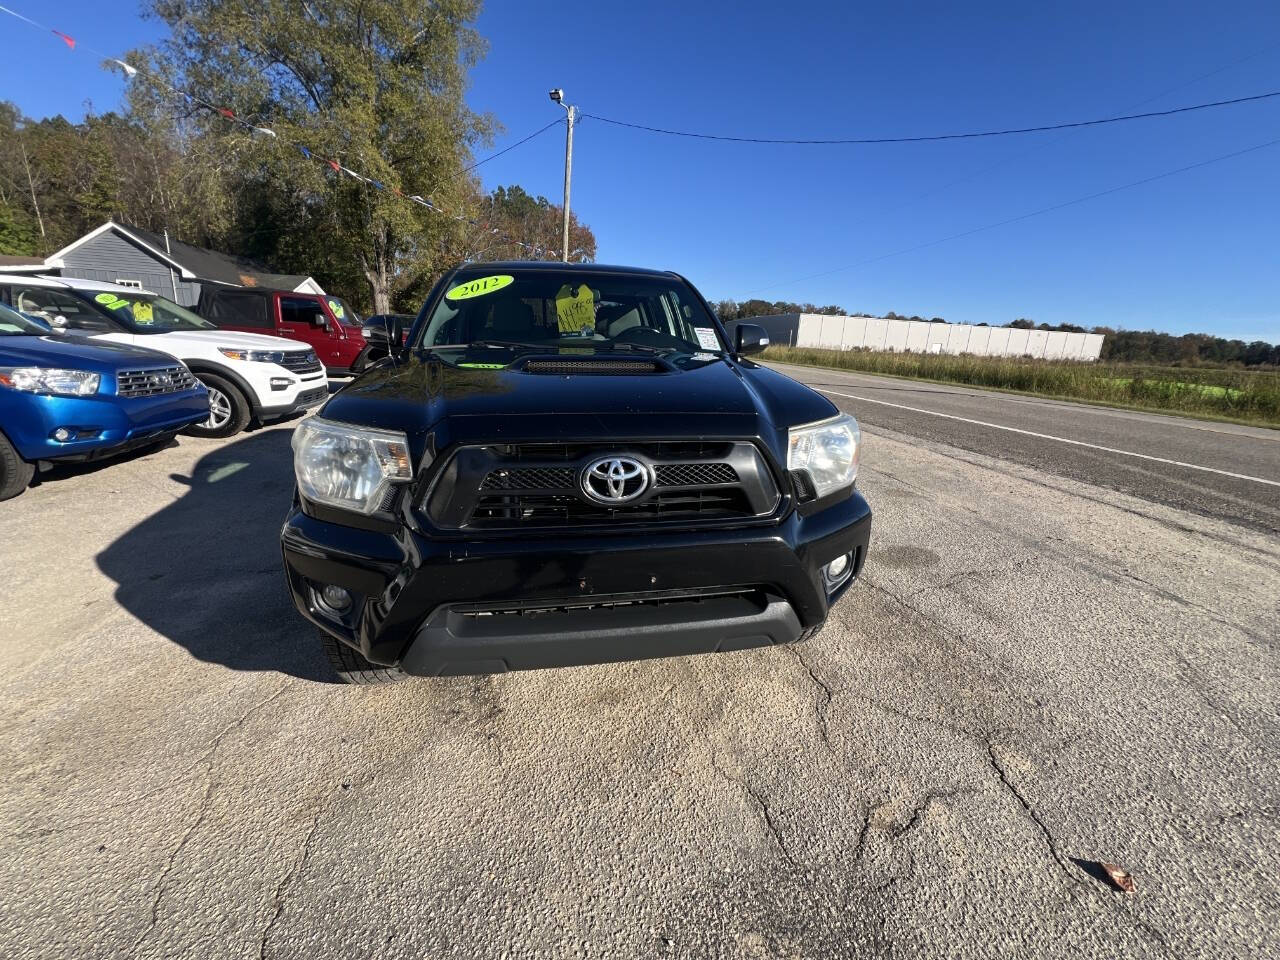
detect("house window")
(114, 279), (144, 289)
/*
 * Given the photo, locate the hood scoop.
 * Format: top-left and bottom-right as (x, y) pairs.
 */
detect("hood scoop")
(517, 357), (670, 375)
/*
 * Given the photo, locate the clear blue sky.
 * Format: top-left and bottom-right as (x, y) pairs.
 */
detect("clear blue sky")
(2, 0), (1278, 340)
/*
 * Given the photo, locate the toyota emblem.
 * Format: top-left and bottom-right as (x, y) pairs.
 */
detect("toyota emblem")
(580, 456), (650, 504)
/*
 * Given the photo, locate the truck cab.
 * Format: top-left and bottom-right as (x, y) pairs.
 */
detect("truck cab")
(198, 288), (369, 375)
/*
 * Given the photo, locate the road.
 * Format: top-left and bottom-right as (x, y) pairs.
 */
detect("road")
(2, 368), (1277, 959)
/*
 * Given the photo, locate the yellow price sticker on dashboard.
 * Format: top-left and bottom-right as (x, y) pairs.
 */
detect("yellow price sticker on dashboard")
(555, 283), (596, 334)
(445, 274), (514, 301)
(132, 300), (154, 324)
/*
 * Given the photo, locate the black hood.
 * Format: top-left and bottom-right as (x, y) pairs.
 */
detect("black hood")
(321, 353), (837, 455)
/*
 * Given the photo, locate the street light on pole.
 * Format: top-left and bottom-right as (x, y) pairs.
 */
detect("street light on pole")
(549, 88), (576, 262)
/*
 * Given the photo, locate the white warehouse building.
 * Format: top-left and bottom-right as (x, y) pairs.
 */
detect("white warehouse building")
(740, 313), (1105, 361)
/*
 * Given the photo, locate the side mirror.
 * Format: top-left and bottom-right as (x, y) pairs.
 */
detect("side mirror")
(363, 316), (404, 364)
(734, 323), (769, 357)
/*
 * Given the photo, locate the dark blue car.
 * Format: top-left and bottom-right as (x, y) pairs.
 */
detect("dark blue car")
(0, 302), (210, 500)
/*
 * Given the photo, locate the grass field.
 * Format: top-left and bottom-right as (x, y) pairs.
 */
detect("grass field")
(762, 346), (1280, 427)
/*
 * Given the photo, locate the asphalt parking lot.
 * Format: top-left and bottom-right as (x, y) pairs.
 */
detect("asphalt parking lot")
(3, 369), (1277, 959)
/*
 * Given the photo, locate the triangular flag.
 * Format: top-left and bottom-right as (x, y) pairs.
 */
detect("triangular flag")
(217, 107), (235, 119)
(370, 180), (384, 190)
(252, 126), (276, 137)
(299, 145), (311, 158)
(111, 59), (137, 77)
(328, 159), (340, 172)
(52, 30), (75, 49)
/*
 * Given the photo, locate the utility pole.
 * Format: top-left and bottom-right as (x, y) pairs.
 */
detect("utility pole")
(549, 89), (576, 262)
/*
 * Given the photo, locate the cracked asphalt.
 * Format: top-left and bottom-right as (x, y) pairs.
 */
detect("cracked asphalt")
(2, 368), (1278, 959)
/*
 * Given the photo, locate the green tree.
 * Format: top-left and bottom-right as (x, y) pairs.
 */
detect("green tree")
(133, 0), (494, 312)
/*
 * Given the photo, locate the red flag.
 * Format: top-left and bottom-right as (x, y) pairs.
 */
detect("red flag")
(217, 107), (235, 119)
(52, 30), (75, 49)
(327, 159), (340, 172)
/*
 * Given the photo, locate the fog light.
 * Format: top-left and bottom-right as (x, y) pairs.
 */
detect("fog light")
(320, 585), (351, 611)
(822, 553), (853, 591)
(52, 427), (73, 442)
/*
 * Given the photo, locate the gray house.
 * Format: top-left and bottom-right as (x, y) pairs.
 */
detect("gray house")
(46, 221), (323, 307)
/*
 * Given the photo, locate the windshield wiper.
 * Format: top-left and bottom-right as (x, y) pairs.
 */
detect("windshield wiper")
(467, 340), (559, 351)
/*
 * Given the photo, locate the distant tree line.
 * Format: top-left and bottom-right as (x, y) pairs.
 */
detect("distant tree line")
(713, 299), (1278, 367)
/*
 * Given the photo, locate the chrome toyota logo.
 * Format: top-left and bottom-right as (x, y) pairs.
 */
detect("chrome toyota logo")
(580, 456), (650, 504)
(148, 372), (171, 388)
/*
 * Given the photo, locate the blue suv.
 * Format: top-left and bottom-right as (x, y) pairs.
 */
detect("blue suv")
(0, 302), (210, 500)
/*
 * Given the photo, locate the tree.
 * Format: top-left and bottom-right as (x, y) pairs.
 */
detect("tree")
(469, 185), (595, 263)
(133, 0), (495, 312)
(1009, 318), (1035, 329)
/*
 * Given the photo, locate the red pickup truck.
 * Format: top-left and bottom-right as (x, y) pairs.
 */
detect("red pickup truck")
(198, 287), (370, 375)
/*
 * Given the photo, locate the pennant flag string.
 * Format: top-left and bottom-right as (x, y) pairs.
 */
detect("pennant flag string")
(0, 1), (553, 259)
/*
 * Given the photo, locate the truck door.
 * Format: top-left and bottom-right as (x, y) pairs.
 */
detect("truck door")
(276, 295), (336, 361)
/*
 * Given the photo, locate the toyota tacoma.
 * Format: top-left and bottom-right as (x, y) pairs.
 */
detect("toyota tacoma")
(282, 263), (871, 682)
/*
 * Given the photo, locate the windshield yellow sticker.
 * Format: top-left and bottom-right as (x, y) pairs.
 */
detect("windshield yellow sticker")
(555, 283), (596, 334)
(94, 292), (128, 310)
(132, 301), (154, 324)
(445, 274), (514, 301)
(327, 299), (344, 319)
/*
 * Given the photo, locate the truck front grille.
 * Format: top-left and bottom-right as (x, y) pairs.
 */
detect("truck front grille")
(117, 365), (199, 397)
(425, 441), (779, 530)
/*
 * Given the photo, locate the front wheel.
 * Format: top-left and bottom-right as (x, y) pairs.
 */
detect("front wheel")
(0, 432), (35, 501)
(184, 373), (251, 438)
(319, 630), (408, 685)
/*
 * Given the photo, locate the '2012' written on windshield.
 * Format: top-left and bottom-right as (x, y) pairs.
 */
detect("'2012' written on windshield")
(444, 275), (514, 301)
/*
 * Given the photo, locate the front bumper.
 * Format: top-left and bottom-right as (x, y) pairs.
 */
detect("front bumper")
(282, 489), (872, 675)
(6, 389), (210, 463)
(258, 382), (329, 418)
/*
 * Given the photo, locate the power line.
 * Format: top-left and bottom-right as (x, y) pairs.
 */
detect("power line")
(583, 89), (1280, 145)
(750, 133), (1280, 293)
(423, 116), (564, 196)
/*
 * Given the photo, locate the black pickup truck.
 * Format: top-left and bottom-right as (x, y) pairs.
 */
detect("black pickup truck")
(281, 262), (871, 683)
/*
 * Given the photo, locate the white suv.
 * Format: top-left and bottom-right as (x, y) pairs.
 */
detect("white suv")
(2, 276), (328, 437)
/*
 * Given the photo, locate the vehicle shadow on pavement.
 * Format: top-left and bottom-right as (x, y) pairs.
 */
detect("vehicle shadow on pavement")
(96, 428), (337, 682)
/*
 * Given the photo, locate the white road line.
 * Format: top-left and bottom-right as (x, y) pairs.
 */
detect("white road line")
(819, 388), (1280, 489)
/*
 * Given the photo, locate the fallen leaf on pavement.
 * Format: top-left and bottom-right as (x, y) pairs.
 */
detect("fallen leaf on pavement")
(1101, 862), (1136, 893)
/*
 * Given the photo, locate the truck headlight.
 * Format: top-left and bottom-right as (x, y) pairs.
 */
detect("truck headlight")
(0, 367), (101, 396)
(787, 412), (860, 499)
(292, 417), (412, 514)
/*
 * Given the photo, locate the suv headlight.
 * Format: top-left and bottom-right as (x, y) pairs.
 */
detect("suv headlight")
(218, 347), (286, 364)
(787, 412), (860, 499)
(292, 417), (412, 514)
(0, 367), (101, 396)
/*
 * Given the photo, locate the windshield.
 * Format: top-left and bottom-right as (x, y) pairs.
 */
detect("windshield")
(82, 291), (217, 334)
(414, 271), (724, 357)
(0, 301), (50, 336)
(325, 297), (362, 327)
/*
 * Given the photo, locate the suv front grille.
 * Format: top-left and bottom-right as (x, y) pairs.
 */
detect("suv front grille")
(426, 441), (779, 530)
(280, 351), (322, 374)
(117, 365), (199, 398)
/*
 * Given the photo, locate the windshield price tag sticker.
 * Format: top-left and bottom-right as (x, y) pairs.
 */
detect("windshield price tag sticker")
(94, 292), (128, 310)
(327, 299), (345, 319)
(132, 301), (154, 324)
(694, 327), (720, 350)
(445, 274), (514, 301)
(555, 283), (596, 334)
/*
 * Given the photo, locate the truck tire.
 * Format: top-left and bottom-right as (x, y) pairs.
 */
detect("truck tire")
(185, 373), (251, 438)
(0, 432), (35, 501)
(319, 630), (408, 685)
